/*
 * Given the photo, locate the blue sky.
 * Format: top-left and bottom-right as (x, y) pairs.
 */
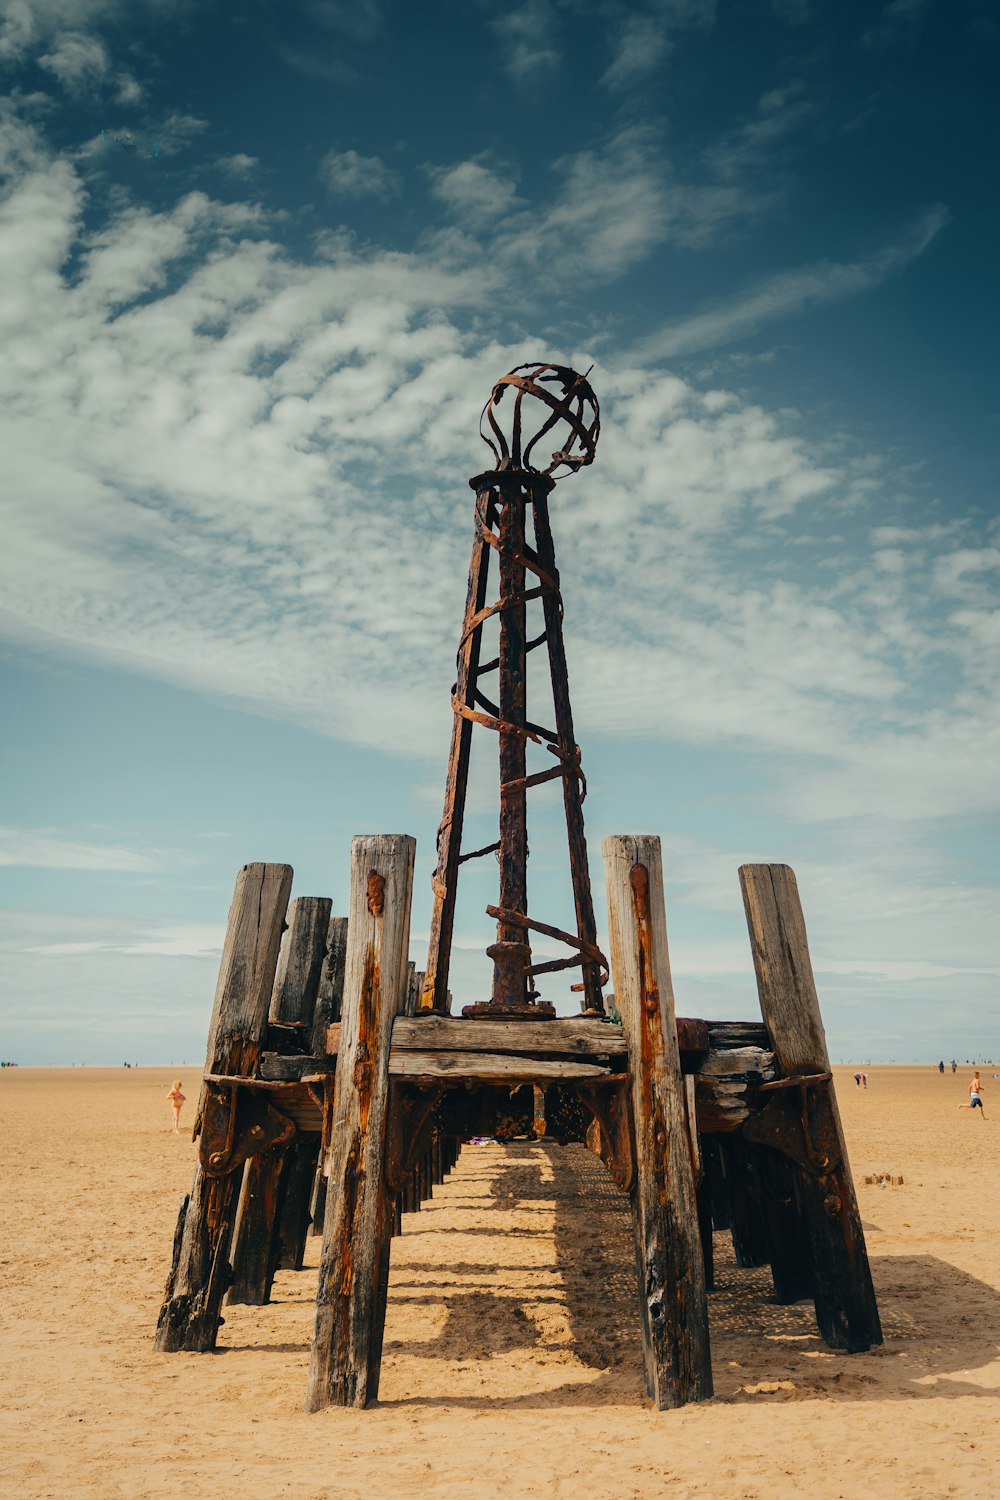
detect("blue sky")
(1, 0), (997, 1064)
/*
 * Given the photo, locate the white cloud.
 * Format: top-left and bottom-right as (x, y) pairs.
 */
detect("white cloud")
(0, 828), (161, 870)
(319, 146), (401, 201)
(216, 152), (259, 179)
(0, 0), (171, 67)
(0, 100), (996, 855)
(26, 922), (222, 956)
(602, 0), (717, 90)
(634, 204), (950, 361)
(492, 0), (559, 80)
(932, 547), (1000, 597)
(427, 158), (521, 225)
(37, 28), (108, 91)
(863, 0), (935, 50)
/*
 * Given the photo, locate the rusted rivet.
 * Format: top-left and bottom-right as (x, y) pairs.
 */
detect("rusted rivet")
(823, 1194), (842, 1216)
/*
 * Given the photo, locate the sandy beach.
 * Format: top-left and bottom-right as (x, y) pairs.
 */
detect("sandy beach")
(2, 1064), (998, 1499)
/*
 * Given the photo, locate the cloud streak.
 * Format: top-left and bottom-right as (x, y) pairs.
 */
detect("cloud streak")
(633, 205), (950, 362)
(0, 828), (161, 871)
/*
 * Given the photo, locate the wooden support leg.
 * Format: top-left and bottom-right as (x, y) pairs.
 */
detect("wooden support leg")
(701, 1136), (731, 1231)
(740, 863), (882, 1352)
(306, 835), (416, 1412)
(309, 1162), (328, 1238)
(155, 1170), (239, 1351)
(757, 1149), (814, 1305)
(276, 1139), (320, 1271)
(228, 1147), (288, 1305)
(155, 863), (292, 1352)
(603, 835), (713, 1409)
(718, 1136), (771, 1269)
(696, 1176), (715, 1293)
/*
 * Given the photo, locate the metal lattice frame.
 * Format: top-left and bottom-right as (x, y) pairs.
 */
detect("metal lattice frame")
(420, 363), (608, 1020)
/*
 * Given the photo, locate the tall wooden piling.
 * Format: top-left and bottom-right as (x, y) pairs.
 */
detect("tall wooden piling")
(739, 863), (882, 1352)
(306, 834), (416, 1411)
(603, 835), (713, 1409)
(155, 862), (292, 1352)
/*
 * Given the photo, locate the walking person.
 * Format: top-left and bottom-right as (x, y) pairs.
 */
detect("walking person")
(166, 1080), (186, 1133)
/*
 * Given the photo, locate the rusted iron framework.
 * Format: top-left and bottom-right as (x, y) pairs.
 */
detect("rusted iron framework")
(419, 363), (608, 1020)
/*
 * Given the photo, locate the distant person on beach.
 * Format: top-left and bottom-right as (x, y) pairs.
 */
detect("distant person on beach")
(166, 1080), (186, 1133)
(854, 1072), (862, 1086)
(958, 1071), (986, 1120)
(938, 1061), (945, 1074)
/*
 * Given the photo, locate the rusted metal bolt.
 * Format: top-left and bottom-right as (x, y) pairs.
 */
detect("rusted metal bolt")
(208, 1151), (225, 1168)
(823, 1194), (842, 1216)
(656, 1129), (667, 1148)
(249, 1125), (264, 1139)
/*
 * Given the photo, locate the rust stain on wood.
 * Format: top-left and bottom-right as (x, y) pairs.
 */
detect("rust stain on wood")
(366, 870), (385, 917)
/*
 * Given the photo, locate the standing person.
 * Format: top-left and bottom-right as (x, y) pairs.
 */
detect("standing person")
(938, 1061), (945, 1074)
(166, 1080), (186, 1133)
(958, 1071), (987, 1120)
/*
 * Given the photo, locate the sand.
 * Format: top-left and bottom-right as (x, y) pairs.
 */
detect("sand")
(1, 1064), (998, 1499)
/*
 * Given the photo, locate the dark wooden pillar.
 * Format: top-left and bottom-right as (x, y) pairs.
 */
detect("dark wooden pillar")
(740, 863), (882, 1352)
(155, 862), (292, 1352)
(603, 834), (713, 1409)
(306, 834), (416, 1411)
(229, 895), (333, 1302)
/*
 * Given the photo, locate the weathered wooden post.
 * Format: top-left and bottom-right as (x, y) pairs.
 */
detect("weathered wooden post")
(739, 863), (882, 1351)
(155, 862), (292, 1352)
(603, 834), (713, 1408)
(308, 914), (349, 1240)
(228, 895), (333, 1302)
(306, 834), (416, 1411)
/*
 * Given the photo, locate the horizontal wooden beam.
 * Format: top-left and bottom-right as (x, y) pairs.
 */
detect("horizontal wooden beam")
(388, 1050), (611, 1081)
(320, 1016), (767, 1059)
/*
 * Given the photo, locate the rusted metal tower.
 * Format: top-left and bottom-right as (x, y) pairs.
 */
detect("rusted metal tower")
(418, 363), (609, 1020)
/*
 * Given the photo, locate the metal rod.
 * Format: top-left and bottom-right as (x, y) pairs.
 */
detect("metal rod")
(419, 489), (497, 1013)
(531, 489), (605, 1016)
(489, 481), (532, 1009)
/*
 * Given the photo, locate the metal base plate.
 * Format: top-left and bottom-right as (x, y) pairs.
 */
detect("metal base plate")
(461, 1001), (557, 1020)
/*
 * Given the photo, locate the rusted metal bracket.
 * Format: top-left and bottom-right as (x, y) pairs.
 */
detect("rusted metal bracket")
(384, 1080), (449, 1193)
(742, 1071), (840, 1175)
(574, 1074), (635, 1193)
(198, 1080), (296, 1177)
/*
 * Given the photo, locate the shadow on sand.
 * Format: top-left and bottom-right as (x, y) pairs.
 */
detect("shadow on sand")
(376, 1142), (1000, 1410)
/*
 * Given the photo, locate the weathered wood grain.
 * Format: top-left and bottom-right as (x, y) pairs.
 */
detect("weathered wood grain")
(739, 862), (882, 1352)
(155, 862), (292, 1353)
(275, 1138), (320, 1270)
(388, 1050), (610, 1081)
(311, 916), (349, 1055)
(228, 1146), (287, 1305)
(392, 1016), (625, 1056)
(260, 1053), (335, 1081)
(603, 835), (713, 1409)
(307, 835), (416, 1411)
(270, 896), (332, 1029)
